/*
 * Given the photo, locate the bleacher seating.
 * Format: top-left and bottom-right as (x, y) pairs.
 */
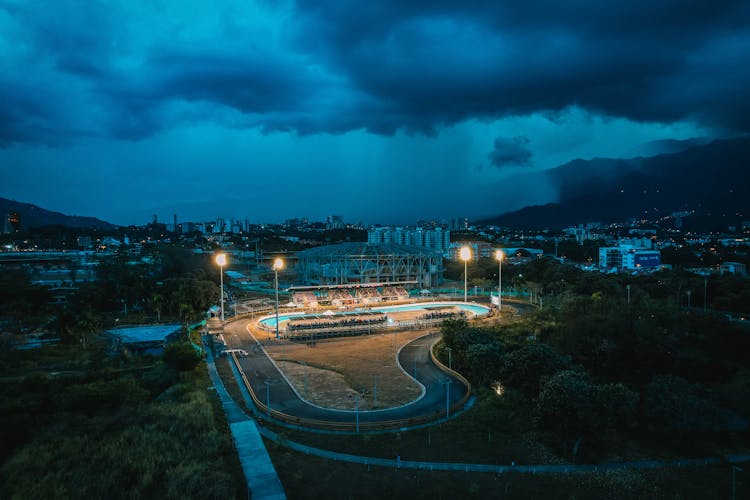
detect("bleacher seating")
(290, 284), (411, 308)
(287, 312), (387, 331)
(329, 289), (355, 304)
(293, 291), (318, 307)
(355, 287), (382, 303)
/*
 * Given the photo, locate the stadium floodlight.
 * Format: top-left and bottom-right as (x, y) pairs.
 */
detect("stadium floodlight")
(459, 246), (471, 302)
(215, 253), (228, 321)
(495, 249), (504, 311)
(273, 257), (284, 339)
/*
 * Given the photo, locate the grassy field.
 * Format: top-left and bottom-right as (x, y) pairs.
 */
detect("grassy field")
(0, 340), (247, 499)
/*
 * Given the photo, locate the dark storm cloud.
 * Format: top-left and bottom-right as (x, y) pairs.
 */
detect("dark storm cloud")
(290, 0), (750, 131)
(488, 136), (533, 168)
(2, 0), (750, 145)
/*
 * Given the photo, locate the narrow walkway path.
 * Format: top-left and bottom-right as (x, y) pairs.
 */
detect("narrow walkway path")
(204, 338), (286, 500)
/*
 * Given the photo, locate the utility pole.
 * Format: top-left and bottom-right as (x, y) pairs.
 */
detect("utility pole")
(265, 381), (271, 418)
(355, 395), (360, 433)
(302, 361), (307, 396)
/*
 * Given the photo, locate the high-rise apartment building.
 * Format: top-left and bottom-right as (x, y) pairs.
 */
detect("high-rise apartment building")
(368, 227), (450, 254)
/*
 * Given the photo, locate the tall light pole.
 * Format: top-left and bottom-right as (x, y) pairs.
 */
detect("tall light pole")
(265, 381), (271, 418)
(273, 257), (284, 339)
(215, 253), (227, 322)
(441, 378), (451, 418)
(459, 246), (471, 302)
(495, 249), (504, 311)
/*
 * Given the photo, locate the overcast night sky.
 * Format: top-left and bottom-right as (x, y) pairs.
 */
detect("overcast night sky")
(1, 1), (749, 225)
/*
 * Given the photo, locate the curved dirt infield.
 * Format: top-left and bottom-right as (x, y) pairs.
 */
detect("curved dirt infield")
(265, 330), (425, 410)
(220, 318), (469, 428)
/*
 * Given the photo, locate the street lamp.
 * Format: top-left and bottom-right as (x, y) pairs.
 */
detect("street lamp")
(273, 257), (284, 339)
(495, 249), (504, 311)
(441, 378), (451, 418)
(459, 246), (471, 302)
(215, 253), (227, 322)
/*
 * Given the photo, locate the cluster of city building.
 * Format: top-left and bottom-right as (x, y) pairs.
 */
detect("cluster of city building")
(3, 209), (750, 293)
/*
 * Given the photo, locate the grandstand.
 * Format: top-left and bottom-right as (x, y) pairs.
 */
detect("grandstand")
(288, 282), (416, 308)
(381, 286), (409, 301)
(355, 286), (382, 304)
(329, 289), (356, 306)
(292, 291), (318, 308)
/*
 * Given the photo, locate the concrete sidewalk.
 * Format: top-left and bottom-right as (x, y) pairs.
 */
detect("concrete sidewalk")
(204, 340), (285, 499)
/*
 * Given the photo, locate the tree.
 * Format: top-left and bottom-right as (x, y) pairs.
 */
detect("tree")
(439, 318), (508, 385)
(470, 277), (492, 290)
(594, 382), (639, 430)
(466, 342), (504, 386)
(53, 305), (100, 349)
(536, 370), (597, 441)
(440, 317), (470, 351)
(642, 374), (747, 432)
(74, 306), (100, 350)
(499, 343), (573, 396)
(163, 342), (201, 372)
(150, 292), (164, 322)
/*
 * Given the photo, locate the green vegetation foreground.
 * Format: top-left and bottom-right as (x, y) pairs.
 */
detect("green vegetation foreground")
(0, 342), (244, 499)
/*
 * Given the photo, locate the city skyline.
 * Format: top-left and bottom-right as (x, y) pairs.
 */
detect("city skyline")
(2, 1), (749, 225)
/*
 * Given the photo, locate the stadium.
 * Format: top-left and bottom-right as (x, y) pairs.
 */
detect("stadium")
(295, 242), (444, 288)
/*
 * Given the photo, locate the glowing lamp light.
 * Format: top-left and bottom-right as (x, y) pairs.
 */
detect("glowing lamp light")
(215, 253), (227, 267)
(273, 257), (284, 270)
(495, 249), (504, 262)
(459, 246), (471, 262)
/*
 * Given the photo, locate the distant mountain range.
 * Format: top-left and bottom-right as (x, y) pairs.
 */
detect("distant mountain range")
(0, 198), (117, 231)
(480, 135), (750, 229)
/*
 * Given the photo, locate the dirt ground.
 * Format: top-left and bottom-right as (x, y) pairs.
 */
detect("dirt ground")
(264, 329), (429, 410)
(254, 303), (512, 411)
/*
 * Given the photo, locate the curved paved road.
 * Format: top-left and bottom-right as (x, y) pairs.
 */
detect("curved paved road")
(221, 319), (466, 425)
